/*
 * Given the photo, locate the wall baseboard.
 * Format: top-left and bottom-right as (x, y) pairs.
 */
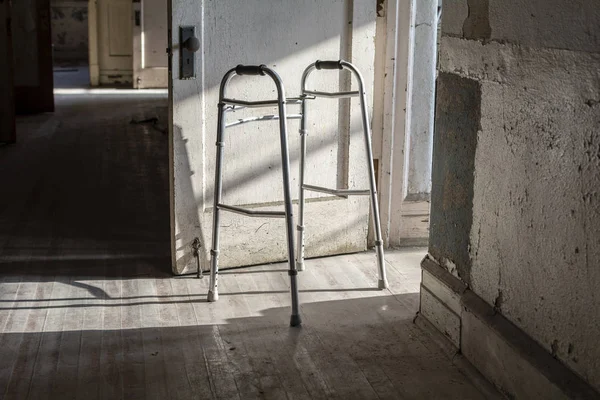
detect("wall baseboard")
(414, 314), (505, 400)
(420, 256), (600, 400)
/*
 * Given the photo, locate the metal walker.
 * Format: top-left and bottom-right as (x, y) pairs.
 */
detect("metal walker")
(296, 60), (389, 290)
(208, 64), (302, 327)
(208, 60), (388, 327)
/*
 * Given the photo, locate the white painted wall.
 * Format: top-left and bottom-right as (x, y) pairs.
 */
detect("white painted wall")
(437, 0), (600, 390)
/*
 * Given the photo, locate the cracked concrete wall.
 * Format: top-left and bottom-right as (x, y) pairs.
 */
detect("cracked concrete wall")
(430, 0), (600, 391)
(51, 0), (88, 63)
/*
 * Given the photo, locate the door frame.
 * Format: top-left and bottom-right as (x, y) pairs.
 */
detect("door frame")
(373, 0), (439, 247)
(88, 0), (99, 85)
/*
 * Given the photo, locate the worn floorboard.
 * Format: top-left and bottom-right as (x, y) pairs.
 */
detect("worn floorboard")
(0, 90), (488, 399)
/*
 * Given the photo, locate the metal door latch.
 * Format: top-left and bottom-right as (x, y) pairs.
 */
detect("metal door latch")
(192, 237), (203, 279)
(180, 26), (200, 79)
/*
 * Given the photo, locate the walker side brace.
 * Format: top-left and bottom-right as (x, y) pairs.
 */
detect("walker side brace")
(208, 65), (302, 327)
(296, 60), (389, 290)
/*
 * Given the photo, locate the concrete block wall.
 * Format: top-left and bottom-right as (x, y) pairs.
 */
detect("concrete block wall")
(422, 0), (600, 397)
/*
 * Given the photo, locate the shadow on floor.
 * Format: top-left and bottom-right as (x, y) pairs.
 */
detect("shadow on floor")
(0, 293), (488, 400)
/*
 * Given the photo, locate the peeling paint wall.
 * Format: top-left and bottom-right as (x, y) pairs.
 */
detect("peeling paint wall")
(430, 0), (600, 391)
(51, 0), (88, 63)
(429, 71), (479, 283)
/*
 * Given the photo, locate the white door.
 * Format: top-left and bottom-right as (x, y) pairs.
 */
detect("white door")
(169, 0), (376, 274)
(96, 0), (133, 85)
(133, 0), (168, 88)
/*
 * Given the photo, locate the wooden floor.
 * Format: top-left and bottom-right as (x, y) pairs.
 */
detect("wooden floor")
(0, 87), (488, 399)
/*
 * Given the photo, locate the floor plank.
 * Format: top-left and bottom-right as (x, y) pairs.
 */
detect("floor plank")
(0, 91), (491, 400)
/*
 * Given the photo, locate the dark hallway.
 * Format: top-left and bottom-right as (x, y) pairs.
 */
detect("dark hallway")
(0, 91), (170, 280)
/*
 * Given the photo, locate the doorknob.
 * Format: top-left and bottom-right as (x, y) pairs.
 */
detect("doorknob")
(183, 36), (200, 52)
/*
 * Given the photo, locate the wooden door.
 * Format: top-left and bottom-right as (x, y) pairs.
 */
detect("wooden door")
(169, 0), (376, 274)
(132, 0), (167, 88)
(12, 0), (54, 114)
(96, 0), (133, 85)
(0, 0), (15, 142)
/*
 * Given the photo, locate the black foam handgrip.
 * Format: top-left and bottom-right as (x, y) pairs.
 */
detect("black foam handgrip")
(235, 64), (266, 76)
(315, 60), (343, 70)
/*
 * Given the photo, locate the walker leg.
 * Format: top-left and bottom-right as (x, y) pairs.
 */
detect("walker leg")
(358, 82), (388, 290)
(273, 82), (302, 327)
(208, 102), (227, 302)
(209, 65), (303, 326)
(296, 98), (308, 272)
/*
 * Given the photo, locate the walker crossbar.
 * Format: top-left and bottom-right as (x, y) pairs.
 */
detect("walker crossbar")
(209, 64), (302, 327)
(303, 90), (359, 99)
(296, 60), (389, 290)
(226, 114), (302, 128)
(223, 98), (306, 113)
(302, 184), (370, 198)
(217, 203), (286, 218)
(221, 98), (283, 108)
(222, 97), (305, 109)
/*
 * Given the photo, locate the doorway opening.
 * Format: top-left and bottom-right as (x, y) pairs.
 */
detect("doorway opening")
(51, 0), (90, 88)
(3, 0), (171, 278)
